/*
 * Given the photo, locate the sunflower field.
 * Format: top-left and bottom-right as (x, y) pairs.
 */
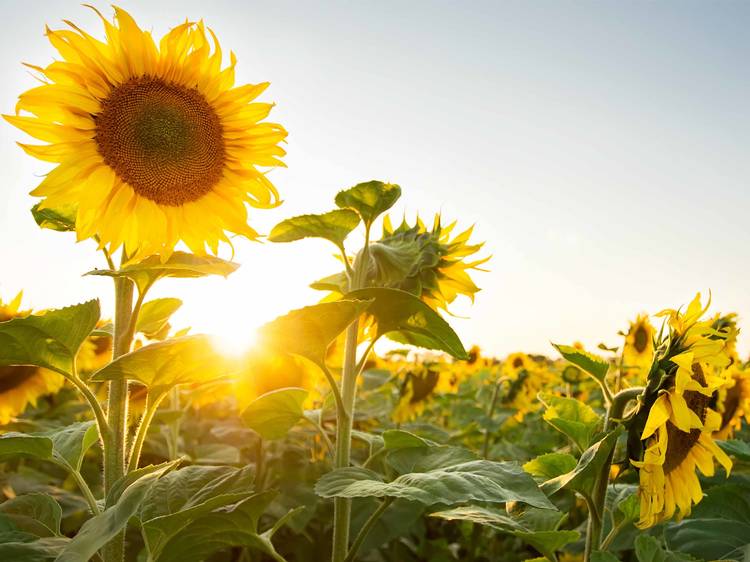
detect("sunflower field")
(1, 6), (749, 562)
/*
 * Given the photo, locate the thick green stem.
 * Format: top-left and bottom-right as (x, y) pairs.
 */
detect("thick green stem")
(584, 386), (644, 561)
(343, 497), (393, 562)
(102, 271), (135, 562)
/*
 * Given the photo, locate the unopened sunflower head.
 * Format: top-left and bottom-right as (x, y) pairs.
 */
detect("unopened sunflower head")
(6, 6), (286, 261)
(367, 214), (489, 312)
(0, 293), (65, 425)
(628, 294), (735, 528)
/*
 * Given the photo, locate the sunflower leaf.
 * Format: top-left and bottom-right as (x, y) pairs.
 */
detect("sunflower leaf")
(0, 535), (69, 561)
(241, 388), (309, 440)
(257, 300), (371, 369)
(269, 209), (360, 247)
(90, 335), (233, 393)
(40, 422), (99, 473)
(523, 453), (578, 480)
(552, 343), (610, 382)
(136, 298), (183, 339)
(347, 288), (468, 359)
(31, 203), (76, 232)
(0, 300), (100, 375)
(0, 433), (53, 461)
(0, 494), (62, 537)
(85, 252), (238, 293)
(717, 439), (750, 462)
(538, 393), (602, 453)
(335, 181), (401, 227)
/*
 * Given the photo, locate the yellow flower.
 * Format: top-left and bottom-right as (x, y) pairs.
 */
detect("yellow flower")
(6, 6), (286, 260)
(500, 353), (552, 420)
(622, 314), (655, 382)
(373, 214), (489, 312)
(392, 361), (461, 423)
(76, 322), (113, 374)
(712, 364), (750, 440)
(0, 293), (65, 425)
(631, 294), (734, 528)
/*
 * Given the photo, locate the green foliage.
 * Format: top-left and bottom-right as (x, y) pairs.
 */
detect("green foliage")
(136, 298), (183, 338)
(31, 203), (76, 232)
(538, 393), (602, 452)
(0, 494), (61, 537)
(43, 421), (99, 472)
(334, 181), (401, 227)
(552, 343), (610, 382)
(348, 287), (468, 359)
(0, 300), (100, 375)
(269, 209), (361, 247)
(718, 439), (750, 461)
(523, 453), (578, 480)
(241, 388), (309, 440)
(0, 433), (53, 460)
(316, 460), (554, 509)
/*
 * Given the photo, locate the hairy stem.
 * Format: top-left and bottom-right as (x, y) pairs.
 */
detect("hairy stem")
(127, 390), (168, 472)
(343, 498), (393, 562)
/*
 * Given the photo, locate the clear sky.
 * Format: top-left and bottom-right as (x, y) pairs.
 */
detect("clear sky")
(1, 1), (749, 357)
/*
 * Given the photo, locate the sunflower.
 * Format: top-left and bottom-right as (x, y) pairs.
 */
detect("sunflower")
(712, 363), (750, 440)
(6, 6), (286, 260)
(629, 294), (734, 528)
(392, 361), (461, 423)
(0, 293), (65, 425)
(76, 322), (113, 375)
(622, 314), (655, 382)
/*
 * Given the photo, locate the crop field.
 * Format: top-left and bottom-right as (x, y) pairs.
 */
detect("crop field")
(1, 4), (748, 562)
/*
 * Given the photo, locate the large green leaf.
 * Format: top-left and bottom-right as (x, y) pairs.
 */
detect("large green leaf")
(136, 298), (183, 338)
(241, 388), (308, 440)
(0, 433), (53, 461)
(138, 466), (255, 561)
(105, 460), (182, 507)
(431, 505), (578, 561)
(538, 393), (602, 452)
(316, 460), (554, 509)
(523, 453), (578, 480)
(257, 300), (371, 368)
(152, 490), (296, 562)
(42, 422), (99, 472)
(55, 468), (165, 562)
(543, 427), (623, 497)
(86, 252), (238, 292)
(90, 335), (231, 393)
(334, 181), (401, 227)
(552, 344), (610, 383)
(347, 288), (468, 359)
(0, 300), (100, 375)
(269, 209), (360, 246)
(0, 494), (61, 537)
(665, 483), (750, 561)
(0, 534), (68, 561)
(718, 439), (750, 462)
(381, 432), (477, 474)
(31, 203), (76, 232)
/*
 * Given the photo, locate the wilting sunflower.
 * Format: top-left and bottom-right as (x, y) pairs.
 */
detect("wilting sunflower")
(712, 363), (750, 440)
(6, 6), (286, 259)
(392, 361), (461, 423)
(629, 294), (734, 529)
(0, 293), (65, 425)
(622, 314), (655, 382)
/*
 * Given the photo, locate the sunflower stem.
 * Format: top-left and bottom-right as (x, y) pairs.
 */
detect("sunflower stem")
(102, 260), (135, 562)
(585, 386), (644, 561)
(127, 390), (168, 472)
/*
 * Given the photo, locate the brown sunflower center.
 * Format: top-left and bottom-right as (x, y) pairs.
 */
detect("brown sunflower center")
(0, 365), (38, 393)
(95, 76), (225, 206)
(512, 357), (525, 368)
(720, 382), (742, 430)
(634, 325), (649, 353)
(408, 370), (440, 403)
(663, 364), (709, 474)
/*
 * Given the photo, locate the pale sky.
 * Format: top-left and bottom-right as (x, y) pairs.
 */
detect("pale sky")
(1, 1), (749, 357)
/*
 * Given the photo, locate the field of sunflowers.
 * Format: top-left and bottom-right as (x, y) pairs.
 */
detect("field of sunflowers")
(1, 5), (749, 562)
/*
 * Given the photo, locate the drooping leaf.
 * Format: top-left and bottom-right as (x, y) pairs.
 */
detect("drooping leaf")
(552, 343), (610, 382)
(241, 388), (309, 440)
(0, 433), (53, 461)
(347, 288), (468, 359)
(431, 505), (578, 561)
(543, 427), (623, 497)
(85, 252), (238, 293)
(257, 300), (371, 368)
(31, 203), (76, 232)
(138, 465), (255, 561)
(269, 209), (361, 247)
(538, 393), (602, 452)
(151, 491), (295, 562)
(334, 181), (401, 227)
(0, 534), (68, 561)
(523, 453), (578, 480)
(0, 300), (100, 375)
(90, 335), (232, 393)
(42, 422), (99, 472)
(55, 468), (165, 562)
(0, 494), (61, 537)
(136, 298), (183, 338)
(316, 460), (554, 509)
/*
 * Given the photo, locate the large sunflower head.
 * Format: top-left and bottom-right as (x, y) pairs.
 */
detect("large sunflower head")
(6, 6), (286, 260)
(367, 214), (489, 312)
(622, 314), (655, 382)
(629, 294), (734, 528)
(0, 293), (65, 425)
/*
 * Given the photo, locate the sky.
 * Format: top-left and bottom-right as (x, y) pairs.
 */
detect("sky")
(1, 1), (749, 357)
